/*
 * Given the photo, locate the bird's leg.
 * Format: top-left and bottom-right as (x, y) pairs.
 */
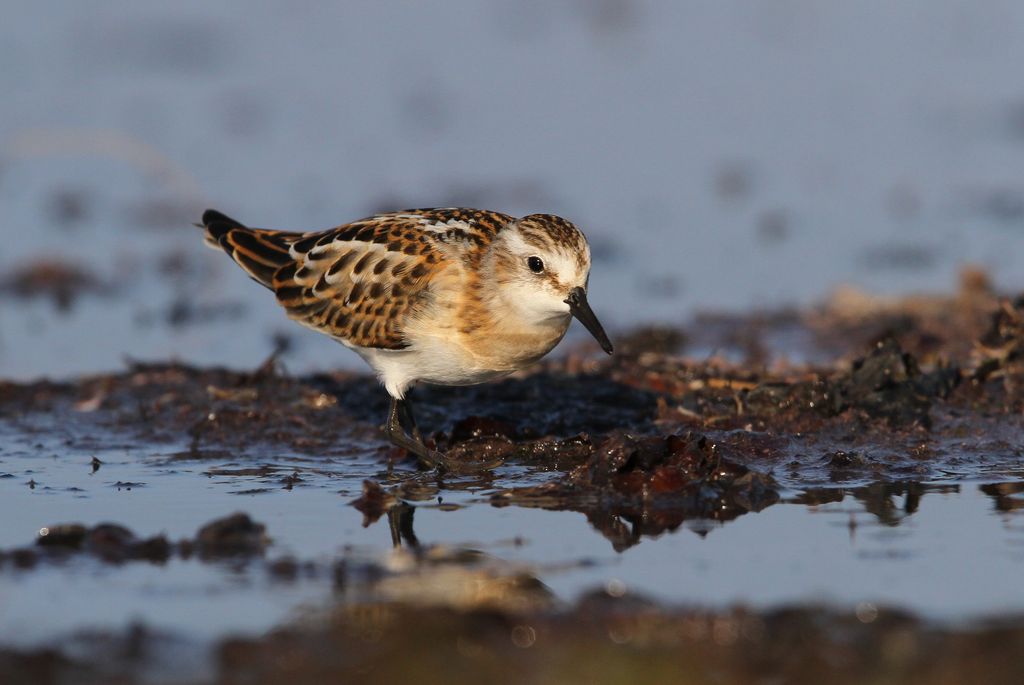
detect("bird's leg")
(397, 393), (423, 444)
(386, 502), (420, 549)
(385, 396), (440, 468)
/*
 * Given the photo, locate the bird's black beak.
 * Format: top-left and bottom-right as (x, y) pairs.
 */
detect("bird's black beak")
(564, 287), (613, 355)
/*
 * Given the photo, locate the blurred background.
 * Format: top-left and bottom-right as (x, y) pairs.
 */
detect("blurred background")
(4, 0), (1024, 379)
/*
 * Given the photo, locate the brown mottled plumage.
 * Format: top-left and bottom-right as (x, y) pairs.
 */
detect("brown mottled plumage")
(199, 207), (612, 468)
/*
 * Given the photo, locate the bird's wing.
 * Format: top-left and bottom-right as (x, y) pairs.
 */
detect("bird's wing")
(201, 208), (512, 350)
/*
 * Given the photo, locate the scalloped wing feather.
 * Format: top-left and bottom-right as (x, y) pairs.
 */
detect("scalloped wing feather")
(201, 208), (512, 350)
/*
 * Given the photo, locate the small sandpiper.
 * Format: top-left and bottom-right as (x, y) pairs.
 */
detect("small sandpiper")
(198, 207), (613, 467)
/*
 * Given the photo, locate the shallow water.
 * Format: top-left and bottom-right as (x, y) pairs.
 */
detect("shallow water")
(3, 412), (1023, 669)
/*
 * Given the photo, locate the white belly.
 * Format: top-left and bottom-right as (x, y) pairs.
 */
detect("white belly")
(350, 343), (515, 399)
(345, 313), (568, 399)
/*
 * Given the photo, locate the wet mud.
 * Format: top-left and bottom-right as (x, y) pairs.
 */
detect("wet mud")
(214, 600), (1024, 685)
(490, 433), (780, 551)
(8, 596), (1024, 685)
(4, 275), (1024, 682)
(0, 512), (268, 569)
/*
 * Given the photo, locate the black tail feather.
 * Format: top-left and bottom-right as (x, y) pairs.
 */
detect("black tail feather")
(202, 209), (246, 241)
(199, 209), (299, 289)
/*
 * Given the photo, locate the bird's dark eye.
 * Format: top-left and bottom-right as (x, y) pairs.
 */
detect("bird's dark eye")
(527, 256), (544, 273)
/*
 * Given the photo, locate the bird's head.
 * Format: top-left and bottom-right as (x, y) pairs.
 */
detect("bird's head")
(490, 214), (613, 354)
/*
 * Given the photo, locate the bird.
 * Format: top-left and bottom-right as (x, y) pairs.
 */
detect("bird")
(197, 207), (613, 468)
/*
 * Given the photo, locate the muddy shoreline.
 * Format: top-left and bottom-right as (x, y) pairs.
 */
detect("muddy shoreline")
(3, 276), (1024, 683)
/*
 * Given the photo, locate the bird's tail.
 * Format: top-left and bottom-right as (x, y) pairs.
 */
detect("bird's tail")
(198, 209), (303, 290)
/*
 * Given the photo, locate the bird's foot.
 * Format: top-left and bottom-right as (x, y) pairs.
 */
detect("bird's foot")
(385, 396), (505, 472)
(396, 442), (502, 473)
